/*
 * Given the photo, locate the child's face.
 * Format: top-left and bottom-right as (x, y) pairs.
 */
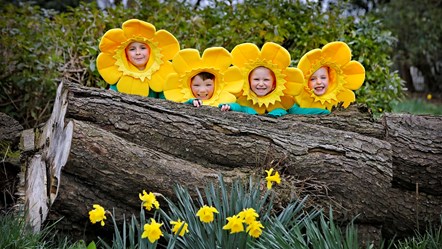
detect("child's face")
(249, 67), (275, 96)
(191, 75), (214, 100)
(125, 42), (150, 70)
(309, 67), (329, 96)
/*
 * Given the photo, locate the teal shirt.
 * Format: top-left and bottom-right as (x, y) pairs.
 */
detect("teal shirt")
(218, 103), (330, 117)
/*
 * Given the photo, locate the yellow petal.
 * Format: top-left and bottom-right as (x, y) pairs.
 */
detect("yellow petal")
(284, 82), (303, 96)
(172, 49), (202, 74)
(279, 96), (295, 109)
(122, 19), (156, 40)
(154, 30), (180, 60)
(117, 75), (149, 96)
(222, 67), (244, 93)
(99, 29), (126, 53)
(163, 73), (180, 91)
(297, 49), (321, 75)
(284, 67), (304, 84)
(97, 53), (121, 84)
(202, 47), (232, 70)
(231, 43), (260, 68)
(216, 91), (236, 105)
(261, 42), (291, 68)
(321, 41), (351, 67)
(342, 61), (365, 90)
(150, 61), (174, 92)
(336, 88), (355, 108)
(164, 88), (185, 102)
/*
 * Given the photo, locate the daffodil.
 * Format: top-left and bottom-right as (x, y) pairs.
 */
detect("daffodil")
(139, 190), (160, 211)
(246, 220), (264, 238)
(170, 219), (189, 236)
(88, 204), (107, 226)
(196, 205), (219, 223)
(163, 47), (243, 106)
(295, 41), (365, 110)
(230, 42), (304, 114)
(222, 215), (244, 234)
(97, 19), (180, 96)
(142, 218), (164, 243)
(238, 208), (259, 225)
(265, 168), (281, 190)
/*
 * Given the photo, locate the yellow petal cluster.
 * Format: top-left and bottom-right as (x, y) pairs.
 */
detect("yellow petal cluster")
(223, 208), (264, 238)
(231, 42), (304, 114)
(88, 204), (107, 226)
(139, 190), (160, 211)
(238, 208), (259, 225)
(170, 219), (189, 237)
(163, 47), (243, 106)
(296, 41), (365, 110)
(265, 168), (281, 190)
(97, 19), (180, 96)
(196, 205), (219, 223)
(246, 220), (264, 238)
(222, 215), (244, 234)
(142, 218), (164, 243)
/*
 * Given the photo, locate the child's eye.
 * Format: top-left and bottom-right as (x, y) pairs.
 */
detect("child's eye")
(193, 84), (200, 87)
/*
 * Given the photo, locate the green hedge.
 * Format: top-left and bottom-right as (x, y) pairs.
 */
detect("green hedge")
(0, 0), (404, 128)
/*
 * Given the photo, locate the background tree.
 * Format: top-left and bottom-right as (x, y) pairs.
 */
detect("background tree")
(0, 0), (404, 128)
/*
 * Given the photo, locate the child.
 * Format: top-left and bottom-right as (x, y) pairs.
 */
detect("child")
(163, 47), (243, 107)
(219, 42), (330, 117)
(188, 72), (215, 107)
(97, 19), (180, 97)
(309, 66), (329, 96)
(295, 41), (365, 110)
(125, 41), (150, 71)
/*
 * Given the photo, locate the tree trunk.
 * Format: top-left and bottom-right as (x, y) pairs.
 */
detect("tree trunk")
(20, 82), (442, 243)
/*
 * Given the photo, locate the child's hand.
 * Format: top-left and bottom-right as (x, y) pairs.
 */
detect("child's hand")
(193, 99), (203, 107)
(219, 104), (231, 111)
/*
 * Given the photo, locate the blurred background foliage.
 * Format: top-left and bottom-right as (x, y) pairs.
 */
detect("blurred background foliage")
(0, 0), (440, 128)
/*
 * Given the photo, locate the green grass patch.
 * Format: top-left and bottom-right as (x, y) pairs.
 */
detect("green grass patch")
(391, 98), (442, 115)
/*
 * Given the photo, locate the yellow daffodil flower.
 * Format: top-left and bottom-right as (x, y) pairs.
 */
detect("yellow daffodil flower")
(88, 204), (107, 226)
(139, 190), (160, 211)
(230, 42), (304, 114)
(196, 205), (219, 223)
(238, 208), (259, 225)
(97, 19), (180, 96)
(142, 218), (164, 243)
(163, 47), (243, 106)
(246, 220), (264, 238)
(427, 93), (432, 100)
(222, 215), (245, 234)
(265, 168), (281, 190)
(170, 219), (189, 236)
(296, 41), (365, 110)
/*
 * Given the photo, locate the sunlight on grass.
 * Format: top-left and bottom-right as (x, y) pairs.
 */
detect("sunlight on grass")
(391, 98), (442, 115)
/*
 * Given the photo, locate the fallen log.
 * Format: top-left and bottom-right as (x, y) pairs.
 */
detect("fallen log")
(19, 81), (442, 243)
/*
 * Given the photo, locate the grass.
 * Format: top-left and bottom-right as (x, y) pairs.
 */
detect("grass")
(0, 212), (89, 249)
(391, 97), (442, 115)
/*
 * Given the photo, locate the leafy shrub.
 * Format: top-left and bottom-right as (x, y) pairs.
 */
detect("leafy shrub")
(0, 0), (404, 127)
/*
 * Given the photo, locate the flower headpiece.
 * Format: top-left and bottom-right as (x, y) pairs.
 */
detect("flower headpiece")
(231, 42), (304, 114)
(163, 47), (243, 106)
(97, 19), (180, 96)
(295, 41), (365, 110)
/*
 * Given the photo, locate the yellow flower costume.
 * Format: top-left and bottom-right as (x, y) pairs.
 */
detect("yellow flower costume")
(163, 47), (243, 106)
(97, 19), (180, 96)
(230, 42), (304, 114)
(295, 41), (365, 110)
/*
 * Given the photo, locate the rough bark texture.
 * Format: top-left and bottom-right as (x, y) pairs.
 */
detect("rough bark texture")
(0, 113), (23, 211)
(17, 82), (442, 244)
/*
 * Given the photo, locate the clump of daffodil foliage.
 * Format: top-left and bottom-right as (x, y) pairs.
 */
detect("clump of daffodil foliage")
(87, 168), (368, 248)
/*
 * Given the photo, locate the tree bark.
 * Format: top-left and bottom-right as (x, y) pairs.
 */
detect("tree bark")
(20, 82), (442, 243)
